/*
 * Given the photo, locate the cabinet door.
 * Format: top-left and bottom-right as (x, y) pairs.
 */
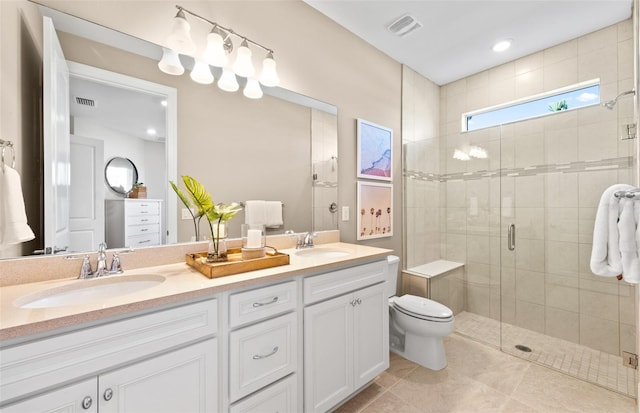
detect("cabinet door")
(99, 339), (217, 413)
(303, 293), (353, 413)
(353, 283), (389, 388)
(1, 378), (97, 413)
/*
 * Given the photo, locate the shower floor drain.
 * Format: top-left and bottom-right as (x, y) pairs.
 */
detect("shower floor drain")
(515, 344), (532, 352)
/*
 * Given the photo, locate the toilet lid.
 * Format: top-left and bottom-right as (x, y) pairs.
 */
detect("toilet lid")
(394, 295), (453, 319)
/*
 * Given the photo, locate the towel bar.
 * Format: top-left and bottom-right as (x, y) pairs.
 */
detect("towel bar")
(614, 189), (640, 199)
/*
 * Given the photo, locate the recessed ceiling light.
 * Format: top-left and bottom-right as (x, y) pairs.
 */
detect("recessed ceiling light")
(147, 128), (157, 136)
(492, 39), (512, 52)
(160, 100), (168, 107)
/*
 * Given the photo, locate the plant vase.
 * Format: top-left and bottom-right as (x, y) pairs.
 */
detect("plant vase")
(206, 222), (228, 262)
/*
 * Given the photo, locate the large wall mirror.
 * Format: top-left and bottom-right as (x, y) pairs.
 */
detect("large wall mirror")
(4, 2), (338, 259)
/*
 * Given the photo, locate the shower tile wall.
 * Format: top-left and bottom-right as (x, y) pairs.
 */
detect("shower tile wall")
(404, 19), (636, 358)
(436, 20), (636, 356)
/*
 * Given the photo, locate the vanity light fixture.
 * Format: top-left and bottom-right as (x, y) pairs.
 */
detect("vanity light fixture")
(161, 5), (281, 99)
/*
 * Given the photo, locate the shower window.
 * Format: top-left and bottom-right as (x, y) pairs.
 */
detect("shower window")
(462, 78), (600, 132)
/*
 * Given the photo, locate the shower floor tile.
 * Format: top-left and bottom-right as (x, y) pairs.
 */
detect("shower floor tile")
(454, 311), (637, 398)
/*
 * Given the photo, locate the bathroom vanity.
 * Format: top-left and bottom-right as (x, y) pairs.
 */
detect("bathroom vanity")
(0, 242), (391, 412)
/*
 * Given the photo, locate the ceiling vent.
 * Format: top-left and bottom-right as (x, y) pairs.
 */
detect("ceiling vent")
(75, 96), (96, 107)
(387, 14), (423, 37)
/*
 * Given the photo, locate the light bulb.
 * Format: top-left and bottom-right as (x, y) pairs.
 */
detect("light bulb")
(259, 52), (280, 87)
(167, 9), (196, 55)
(190, 59), (214, 84)
(158, 48), (184, 75)
(243, 78), (263, 99)
(232, 39), (255, 78)
(218, 68), (239, 92)
(203, 28), (229, 67)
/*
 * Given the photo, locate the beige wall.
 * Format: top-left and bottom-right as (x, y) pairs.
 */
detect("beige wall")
(2, 0), (402, 256)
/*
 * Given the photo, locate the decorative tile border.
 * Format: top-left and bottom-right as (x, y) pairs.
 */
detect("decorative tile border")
(404, 156), (634, 182)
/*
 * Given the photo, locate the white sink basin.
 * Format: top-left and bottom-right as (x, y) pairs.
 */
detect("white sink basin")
(295, 247), (351, 258)
(14, 274), (166, 309)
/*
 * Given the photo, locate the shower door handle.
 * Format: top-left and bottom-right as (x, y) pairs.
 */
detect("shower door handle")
(508, 224), (516, 251)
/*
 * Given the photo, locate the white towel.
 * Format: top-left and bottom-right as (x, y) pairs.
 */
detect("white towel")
(265, 201), (283, 228)
(619, 199), (640, 284)
(0, 166), (35, 246)
(590, 184), (633, 277)
(244, 200), (266, 225)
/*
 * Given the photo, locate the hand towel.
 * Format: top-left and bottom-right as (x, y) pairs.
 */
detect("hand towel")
(244, 200), (266, 225)
(590, 183), (633, 277)
(0, 165), (35, 246)
(265, 201), (283, 228)
(620, 199), (640, 284)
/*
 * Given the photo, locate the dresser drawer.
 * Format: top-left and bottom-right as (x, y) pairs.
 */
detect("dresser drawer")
(303, 260), (387, 305)
(126, 223), (160, 237)
(229, 374), (297, 413)
(127, 214), (161, 226)
(229, 281), (296, 328)
(126, 232), (160, 247)
(229, 313), (297, 402)
(126, 201), (160, 216)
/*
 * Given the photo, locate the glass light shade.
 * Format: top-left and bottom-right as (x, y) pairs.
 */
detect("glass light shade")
(203, 30), (229, 67)
(190, 59), (214, 84)
(259, 53), (280, 87)
(232, 40), (255, 78)
(218, 68), (239, 92)
(243, 78), (263, 99)
(158, 48), (184, 75)
(167, 11), (196, 55)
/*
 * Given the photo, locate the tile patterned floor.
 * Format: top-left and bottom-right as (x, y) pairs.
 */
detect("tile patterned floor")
(454, 311), (637, 398)
(334, 334), (637, 413)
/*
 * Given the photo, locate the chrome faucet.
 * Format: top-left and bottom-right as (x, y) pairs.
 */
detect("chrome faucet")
(76, 242), (126, 279)
(285, 230), (317, 249)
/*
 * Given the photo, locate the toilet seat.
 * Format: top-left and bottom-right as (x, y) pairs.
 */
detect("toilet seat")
(392, 295), (454, 322)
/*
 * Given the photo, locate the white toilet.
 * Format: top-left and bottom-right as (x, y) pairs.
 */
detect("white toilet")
(386, 255), (454, 370)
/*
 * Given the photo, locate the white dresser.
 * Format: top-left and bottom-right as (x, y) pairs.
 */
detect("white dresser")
(105, 199), (162, 248)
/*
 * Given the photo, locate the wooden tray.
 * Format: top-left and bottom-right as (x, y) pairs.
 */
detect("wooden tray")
(186, 247), (290, 279)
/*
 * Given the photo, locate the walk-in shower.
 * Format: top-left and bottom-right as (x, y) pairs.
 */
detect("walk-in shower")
(402, 17), (638, 400)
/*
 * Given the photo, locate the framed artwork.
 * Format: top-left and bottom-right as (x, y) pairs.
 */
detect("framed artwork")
(357, 181), (393, 240)
(356, 118), (393, 181)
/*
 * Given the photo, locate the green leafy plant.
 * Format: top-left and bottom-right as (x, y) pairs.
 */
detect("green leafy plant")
(170, 176), (242, 257)
(548, 100), (568, 112)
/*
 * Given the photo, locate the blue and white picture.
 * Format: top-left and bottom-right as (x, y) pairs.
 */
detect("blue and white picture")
(357, 118), (393, 181)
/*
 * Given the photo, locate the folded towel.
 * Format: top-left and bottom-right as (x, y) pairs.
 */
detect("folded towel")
(0, 165), (35, 246)
(620, 199), (640, 284)
(590, 183), (633, 277)
(265, 201), (283, 228)
(244, 200), (266, 225)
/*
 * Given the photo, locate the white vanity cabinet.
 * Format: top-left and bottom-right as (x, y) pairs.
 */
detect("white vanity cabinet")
(0, 299), (219, 412)
(303, 261), (389, 413)
(226, 281), (298, 412)
(105, 199), (162, 248)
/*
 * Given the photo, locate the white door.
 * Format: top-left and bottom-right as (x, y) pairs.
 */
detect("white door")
(1, 378), (97, 413)
(353, 283), (389, 388)
(303, 293), (353, 413)
(99, 339), (217, 413)
(43, 16), (70, 254)
(69, 135), (104, 253)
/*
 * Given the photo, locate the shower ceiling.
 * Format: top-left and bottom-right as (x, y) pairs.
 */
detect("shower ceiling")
(304, 0), (633, 85)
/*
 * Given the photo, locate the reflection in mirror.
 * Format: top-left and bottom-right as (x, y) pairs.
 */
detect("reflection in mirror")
(105, 157), (138, 196)
(2, 2), (338, 259)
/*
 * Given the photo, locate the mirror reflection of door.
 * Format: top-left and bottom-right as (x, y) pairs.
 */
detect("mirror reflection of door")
(43, 16), (71, 255)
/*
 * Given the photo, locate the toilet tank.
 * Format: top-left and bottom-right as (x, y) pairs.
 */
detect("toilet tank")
(386, 255), (400, 297)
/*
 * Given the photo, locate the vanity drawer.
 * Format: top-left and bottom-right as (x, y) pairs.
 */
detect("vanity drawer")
(229, 312), (297, 402)
(127, 214), (161, 226)
(126, 232), (160, 247)
(229, 281), (296, 328)
(303, 260), (387, 305)
(126, 223), (160, 237)
(126, 201), (160, 217)
(229, 374), (297, 413)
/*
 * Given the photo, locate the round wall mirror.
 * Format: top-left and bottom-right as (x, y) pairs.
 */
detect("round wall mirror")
(105, 157), (138, 195)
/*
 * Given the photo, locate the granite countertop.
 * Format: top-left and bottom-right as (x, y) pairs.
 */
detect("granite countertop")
(0, 242), (392, 342)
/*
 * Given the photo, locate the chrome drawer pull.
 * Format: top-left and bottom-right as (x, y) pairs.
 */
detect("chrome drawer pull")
(252, 296), (279, 307)
(140, 228), (148, 232)
(138, 240), (151, 244)
(253, 346), (279, 360)
(141, 219), (149, 222)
